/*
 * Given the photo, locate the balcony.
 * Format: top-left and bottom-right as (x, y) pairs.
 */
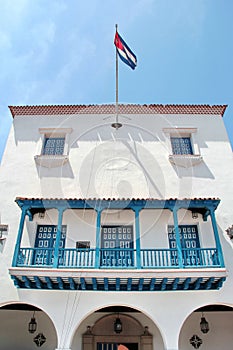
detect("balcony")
(10, 247), (226, 291)
(17, 247), (221, 269)
(9, 197), (227, 291)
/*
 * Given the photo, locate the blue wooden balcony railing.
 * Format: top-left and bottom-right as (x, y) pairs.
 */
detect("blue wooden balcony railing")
(16, 247), (221, 269)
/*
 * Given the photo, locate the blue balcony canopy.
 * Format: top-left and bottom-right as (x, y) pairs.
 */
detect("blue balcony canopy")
(15, 197), (220, 221)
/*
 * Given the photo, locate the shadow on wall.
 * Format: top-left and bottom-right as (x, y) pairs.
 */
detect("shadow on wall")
(171, 160), (215, 179)
(35, 160), (75, 179)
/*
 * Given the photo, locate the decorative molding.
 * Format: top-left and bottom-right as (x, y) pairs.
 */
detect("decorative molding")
(39, 127), (73, 134)
(169, 155), (203, 168)
(33, 333), (46, 347)
(34, 155), (69, 168)
(163, 127), (197, 134)
(190, 334), (203, 349)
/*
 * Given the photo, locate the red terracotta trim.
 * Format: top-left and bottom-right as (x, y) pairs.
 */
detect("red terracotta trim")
(9, 104), (227, 118)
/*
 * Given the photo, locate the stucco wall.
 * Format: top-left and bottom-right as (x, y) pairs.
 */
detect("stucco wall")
(0, 111), (232, 349)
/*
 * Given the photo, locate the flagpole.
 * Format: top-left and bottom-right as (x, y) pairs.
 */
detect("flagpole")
(112, 24), (122, 129)
(115, 24), (119, 123)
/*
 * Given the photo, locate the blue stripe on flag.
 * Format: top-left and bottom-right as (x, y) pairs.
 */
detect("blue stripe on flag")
(114, 32), (137, 70)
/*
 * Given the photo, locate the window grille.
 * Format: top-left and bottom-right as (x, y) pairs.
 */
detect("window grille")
(171, 137), (193, 155)
(43, 137), (65, 155)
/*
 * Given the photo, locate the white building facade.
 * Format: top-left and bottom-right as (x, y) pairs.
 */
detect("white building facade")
(0, 104), (232, 350)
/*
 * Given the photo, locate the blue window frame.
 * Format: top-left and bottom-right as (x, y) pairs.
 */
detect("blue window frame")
(168, 225), (201, 266)
(171, 137), (193, 155)
(33, 225), (66, 265)
(100, 225), (134, 267)
(43, 137), (65, 155)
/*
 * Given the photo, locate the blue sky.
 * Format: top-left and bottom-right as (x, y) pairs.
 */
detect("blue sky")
(0, 0), (232, 159)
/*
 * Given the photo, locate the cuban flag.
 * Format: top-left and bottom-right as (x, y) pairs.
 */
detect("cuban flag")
(114, 31), (137, 70)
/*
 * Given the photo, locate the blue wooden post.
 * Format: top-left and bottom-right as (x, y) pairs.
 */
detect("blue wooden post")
(12, 207), (27, 267)
(53, 207), (65, 268)
(209, 208), (225, 267)
(95, 209), (102, 268)
(172, 208), (183, 268)
(133, 207), (141, 269)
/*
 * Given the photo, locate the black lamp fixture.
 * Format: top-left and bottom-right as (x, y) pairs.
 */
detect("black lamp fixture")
(28, 311), (37, 334)
(114, 315), (122, 334)
(200, 313), (209, 334)
(111, 121), (122, 130)
(192, 211), (198, 219)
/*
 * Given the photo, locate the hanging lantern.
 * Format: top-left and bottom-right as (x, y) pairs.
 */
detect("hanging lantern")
(200, 313), (209, 334)
(192, 211), (198, 219)
(114, 317), (122, 334)
(28, 311), (37, 334)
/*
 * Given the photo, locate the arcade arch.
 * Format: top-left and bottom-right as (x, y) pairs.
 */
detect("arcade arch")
(71, 306), (165, 350)
(0, 302), (57, 350)
(179, 304), (233, 350)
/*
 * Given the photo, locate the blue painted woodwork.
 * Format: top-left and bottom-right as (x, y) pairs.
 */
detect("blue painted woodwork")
(95, 210), (101, 268)
(15, 198), (221, 213)
(216, 278), (226, 289)
(205, 277), (214, 290)
(43, 137), (65, 155)
(16, 247), (221, 269)
(150, 278), (156, 291)
(172, 209), (184, 268)
(12, 207), (27, 267)
(11, 277), (19, 288)
(139, 278), (144, 291)
(104, 278), (108, 291)
(183, 278), (191, 290)
(92, 278), (97, 290)
(33, 225), (66, 266)
(168, 225), (201, 266)
(45, 277), (53, 289)
(11, 274), (226, 291)
(141, 248), (174, 267)
(116, 278), (120, 291)
(171, 137), (193, 155)
(209, 208), (224, 267)
(80, 277), (86, 290)
(161, 278), (168, 291)
(100, 225), (134, 267)
(63, 248), (95, 267)
(22, 276), (31, 288)
(133, 208), (141, 269)
(127, 278), (132, 291)
(12, 197), (226, 292)
(68, 277), (76, 290)
(172, 278), (179, 290)
(34, 276), (42, 289)
(194, 278), (202, 290)
(57, 277), (63, 289)
(53, 209), (65, 267)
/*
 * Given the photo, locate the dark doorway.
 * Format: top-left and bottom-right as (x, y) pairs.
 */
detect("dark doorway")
(97, 344), (138, 350)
